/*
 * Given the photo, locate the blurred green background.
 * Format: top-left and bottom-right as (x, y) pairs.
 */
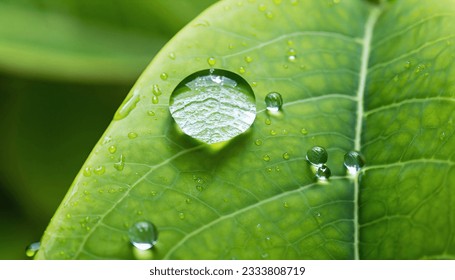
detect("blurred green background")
(0, 0), (216, 259)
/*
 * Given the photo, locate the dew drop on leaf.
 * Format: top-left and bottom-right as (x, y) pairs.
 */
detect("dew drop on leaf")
(244, 56), (253, 63)
(93, 165), (105, 175)
(300, 128), (308, 135)
(83, 167), (92, 177)
(265, 92), (283, 112)
(152, 84), (162, 96)
(254, 139), (263, 146)
(114, 154), (125, 171)
(108, 145), (117, 154)
(282, 152), (290, 160)
(169, 69), (256, 144)
(263, 154), (271, 161)
(207, 57), (216, 66)
(128, 132), (138, 139)
(160, 72), (168, 81)
(316, 165), (331, 181)
(287, 48), (297, 62)
(114, 93), (140, 120)
(306, 146), (328, 166)
(128, 221), (158, 251)
(25, 242), (40, 258)
(343, 151), (365, 175)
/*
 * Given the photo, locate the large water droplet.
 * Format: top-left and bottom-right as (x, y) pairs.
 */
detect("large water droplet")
(25, 242), (40, 258)
(128, 221), (158, 251)
(344, 151), (365, 175)
(306, 146), (328, 166)
(265, 92), (283, 112)
(169, 69), (256, 144)
(316, 165), (331, 181)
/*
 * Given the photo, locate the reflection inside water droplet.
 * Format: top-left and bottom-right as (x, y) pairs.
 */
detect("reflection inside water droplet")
(306, 146), (328, 166)
(265, 92), (283, 112)
(344, 151), (365, 175)
(169, 69), (256, 144)
(316, 165), (331, 181)
(128, 221), (158, 251)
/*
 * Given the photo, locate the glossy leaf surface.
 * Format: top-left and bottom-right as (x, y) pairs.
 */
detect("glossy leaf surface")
(37, 0), (455, 259)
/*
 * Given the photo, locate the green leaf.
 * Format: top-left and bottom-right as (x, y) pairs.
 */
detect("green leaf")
(37, 0), (455, 259)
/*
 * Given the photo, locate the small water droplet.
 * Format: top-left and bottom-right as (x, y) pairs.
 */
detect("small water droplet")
(178, 212), (185, 220)
(404, 61), (411, 69)
(169, 69), (256, 144)
(273, 0), (282, 4)
(196, 185), (204, 192)
(265, 11), (274, 19)
(263, 154), (271, 161)
(270, 129), (277, 136)
(108, 145), (117, 154)
(152, 95), (159, 104)
(83, 167), (92, 177)
(258, 3), (267, 11)
(168, 52), (176, 60)
(128, 221), (158, 251)
(207, 57), (216, 66)
(147, 110), (156, 116)
(255, 139), (263, 146)
(160, 72), (168, 80)
(261, 252), (269, 259)
(290, 0), (299, 6)
(256, 223), (263, 232)
(66, 213), (72, 219)
(266, 167), (273, 173)
(185, 198), (191, 204)
(283, 201), (289, 208)
(415, 64), (426, 73)
(316, 165), (331, 181)
(94, 165), (105, 175)
(265, 118), (272, 125)
(300, 128), (308, 135)
(239, 66), (246, 74)
(287, 48), (297, 62)
(114, 154), (125, 171)
(282, 152), (290, 160)
(128, 132), (138, 139)
(114, 93), (140, 120)
(265, 92), (283, 112)
(152, 84), (162, 96)
(25, 242), (40, 258)
(306, 146), (328, 166)
(344, 151), (365, 175)
(244, 56), (253, 63)
(439, 131), (446, 141)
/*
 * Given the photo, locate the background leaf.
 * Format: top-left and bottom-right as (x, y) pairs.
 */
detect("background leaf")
(36, 0), (455, 259)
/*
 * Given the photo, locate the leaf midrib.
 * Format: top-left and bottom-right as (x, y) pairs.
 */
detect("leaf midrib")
(353, 5), (383, 260)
